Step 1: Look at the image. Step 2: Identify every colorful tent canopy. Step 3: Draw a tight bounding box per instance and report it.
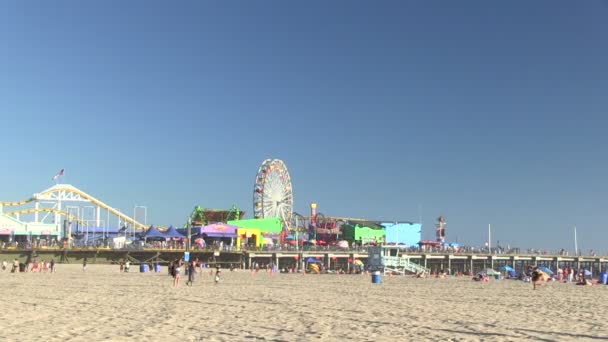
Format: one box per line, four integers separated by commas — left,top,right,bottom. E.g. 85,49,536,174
164,226,185,238
144,225,166,239
200,224,238,238
305,257,322,263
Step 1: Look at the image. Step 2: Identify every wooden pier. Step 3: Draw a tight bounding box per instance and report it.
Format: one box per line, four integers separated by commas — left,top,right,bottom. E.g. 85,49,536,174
1,248,607,275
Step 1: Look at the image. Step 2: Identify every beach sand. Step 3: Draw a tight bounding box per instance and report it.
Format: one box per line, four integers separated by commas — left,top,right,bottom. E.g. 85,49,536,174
1,264,607,341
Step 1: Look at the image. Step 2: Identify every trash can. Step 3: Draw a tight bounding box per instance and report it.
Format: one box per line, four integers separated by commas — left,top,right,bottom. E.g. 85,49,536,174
154,263,161,273
600,272,608,285
19,263,26,272
140,263,149,273
371,271,381,284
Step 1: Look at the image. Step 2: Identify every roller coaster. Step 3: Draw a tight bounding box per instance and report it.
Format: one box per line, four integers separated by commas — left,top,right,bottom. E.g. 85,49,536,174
3,208,85,225
0,184,146,229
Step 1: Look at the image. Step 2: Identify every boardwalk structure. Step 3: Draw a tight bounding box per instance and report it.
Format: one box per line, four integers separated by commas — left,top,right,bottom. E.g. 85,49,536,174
2,247,607,277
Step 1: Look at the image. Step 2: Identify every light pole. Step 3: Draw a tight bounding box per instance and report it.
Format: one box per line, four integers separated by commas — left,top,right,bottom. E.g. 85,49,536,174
117,209,122,235
488,224,491,254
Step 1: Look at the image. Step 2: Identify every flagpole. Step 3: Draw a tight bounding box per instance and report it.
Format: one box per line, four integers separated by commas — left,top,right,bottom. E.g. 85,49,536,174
574,225,578,256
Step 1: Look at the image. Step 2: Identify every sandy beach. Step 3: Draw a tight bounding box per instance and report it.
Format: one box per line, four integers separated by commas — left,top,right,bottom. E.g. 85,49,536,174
1,264,607,341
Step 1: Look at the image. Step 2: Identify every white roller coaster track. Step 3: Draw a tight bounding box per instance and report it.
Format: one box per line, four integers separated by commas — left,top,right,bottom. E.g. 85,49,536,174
0,184,146,229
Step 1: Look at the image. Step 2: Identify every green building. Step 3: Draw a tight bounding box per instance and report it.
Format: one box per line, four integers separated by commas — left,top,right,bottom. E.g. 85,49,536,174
342,222,385,244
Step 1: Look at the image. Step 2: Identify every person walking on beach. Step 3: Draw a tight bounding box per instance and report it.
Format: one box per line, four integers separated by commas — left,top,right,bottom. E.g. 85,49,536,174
50,259,55,273
82,258,87,272
169,261,175,277
186,260,196,286
214,266,221,284
173,259,183,287
531,267,547,290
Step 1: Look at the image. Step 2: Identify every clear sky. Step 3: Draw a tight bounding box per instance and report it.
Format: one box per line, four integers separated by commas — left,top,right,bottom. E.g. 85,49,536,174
1,1,607,252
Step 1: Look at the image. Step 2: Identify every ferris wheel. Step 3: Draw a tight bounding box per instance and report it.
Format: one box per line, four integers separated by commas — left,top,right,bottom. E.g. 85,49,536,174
253,159,293,221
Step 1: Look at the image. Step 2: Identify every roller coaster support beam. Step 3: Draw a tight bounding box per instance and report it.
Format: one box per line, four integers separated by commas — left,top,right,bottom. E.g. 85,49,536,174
96,206,101,227
55,199,62,225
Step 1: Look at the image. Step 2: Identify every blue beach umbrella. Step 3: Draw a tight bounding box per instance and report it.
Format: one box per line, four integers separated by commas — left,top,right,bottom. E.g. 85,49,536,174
500,265,515,272
538,266,554,275
305,257,322,264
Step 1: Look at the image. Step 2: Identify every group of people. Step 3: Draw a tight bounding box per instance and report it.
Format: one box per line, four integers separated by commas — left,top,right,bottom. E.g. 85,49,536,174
168,258,222,287
528,266,595,289
1,258,55,273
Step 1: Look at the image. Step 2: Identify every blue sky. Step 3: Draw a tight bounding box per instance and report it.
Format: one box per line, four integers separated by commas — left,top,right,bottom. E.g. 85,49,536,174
1,1,607,252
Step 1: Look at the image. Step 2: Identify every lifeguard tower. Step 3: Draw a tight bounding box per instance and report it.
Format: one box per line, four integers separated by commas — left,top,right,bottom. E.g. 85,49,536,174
368,246,430,275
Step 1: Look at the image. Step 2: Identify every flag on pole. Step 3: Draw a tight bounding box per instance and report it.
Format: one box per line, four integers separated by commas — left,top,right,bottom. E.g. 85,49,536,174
52,169,65,181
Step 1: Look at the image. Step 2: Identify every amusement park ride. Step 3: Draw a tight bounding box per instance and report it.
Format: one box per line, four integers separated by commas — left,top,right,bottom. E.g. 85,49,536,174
0,184,146,237
251,159,391,244
187,204,244,227
0,159,423,248
253,159,294,222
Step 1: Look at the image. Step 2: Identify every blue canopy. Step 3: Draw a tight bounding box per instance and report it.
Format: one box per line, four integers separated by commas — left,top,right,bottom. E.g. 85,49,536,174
538,266,554,275
177,228,195,236
305,257,323,263
144,225,166,239
500,265,515,272
164,225,185,238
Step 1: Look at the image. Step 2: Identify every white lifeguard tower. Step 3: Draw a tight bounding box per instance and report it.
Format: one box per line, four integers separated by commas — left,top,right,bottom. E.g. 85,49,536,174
368,246,430,275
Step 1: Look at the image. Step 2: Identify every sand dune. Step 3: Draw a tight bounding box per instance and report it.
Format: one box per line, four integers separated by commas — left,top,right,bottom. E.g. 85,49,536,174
0,264,606,341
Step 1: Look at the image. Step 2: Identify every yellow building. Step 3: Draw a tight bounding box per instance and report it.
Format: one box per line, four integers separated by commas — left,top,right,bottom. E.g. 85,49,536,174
236,228,261,250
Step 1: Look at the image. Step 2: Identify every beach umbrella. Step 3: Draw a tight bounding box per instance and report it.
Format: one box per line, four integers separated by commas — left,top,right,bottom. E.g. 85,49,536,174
337,240,349,249
305,257,322,263
353,259,364,266
194,238,205,246
538,266,554,275
584,269,591,277
478,268,500,276
500,265,515,272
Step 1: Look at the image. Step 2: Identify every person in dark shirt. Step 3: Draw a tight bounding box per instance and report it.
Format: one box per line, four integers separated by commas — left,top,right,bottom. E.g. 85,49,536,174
215,266,221,284
186,260,196,286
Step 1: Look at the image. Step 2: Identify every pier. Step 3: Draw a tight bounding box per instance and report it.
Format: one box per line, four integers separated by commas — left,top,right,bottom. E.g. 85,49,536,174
1,247,607,276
